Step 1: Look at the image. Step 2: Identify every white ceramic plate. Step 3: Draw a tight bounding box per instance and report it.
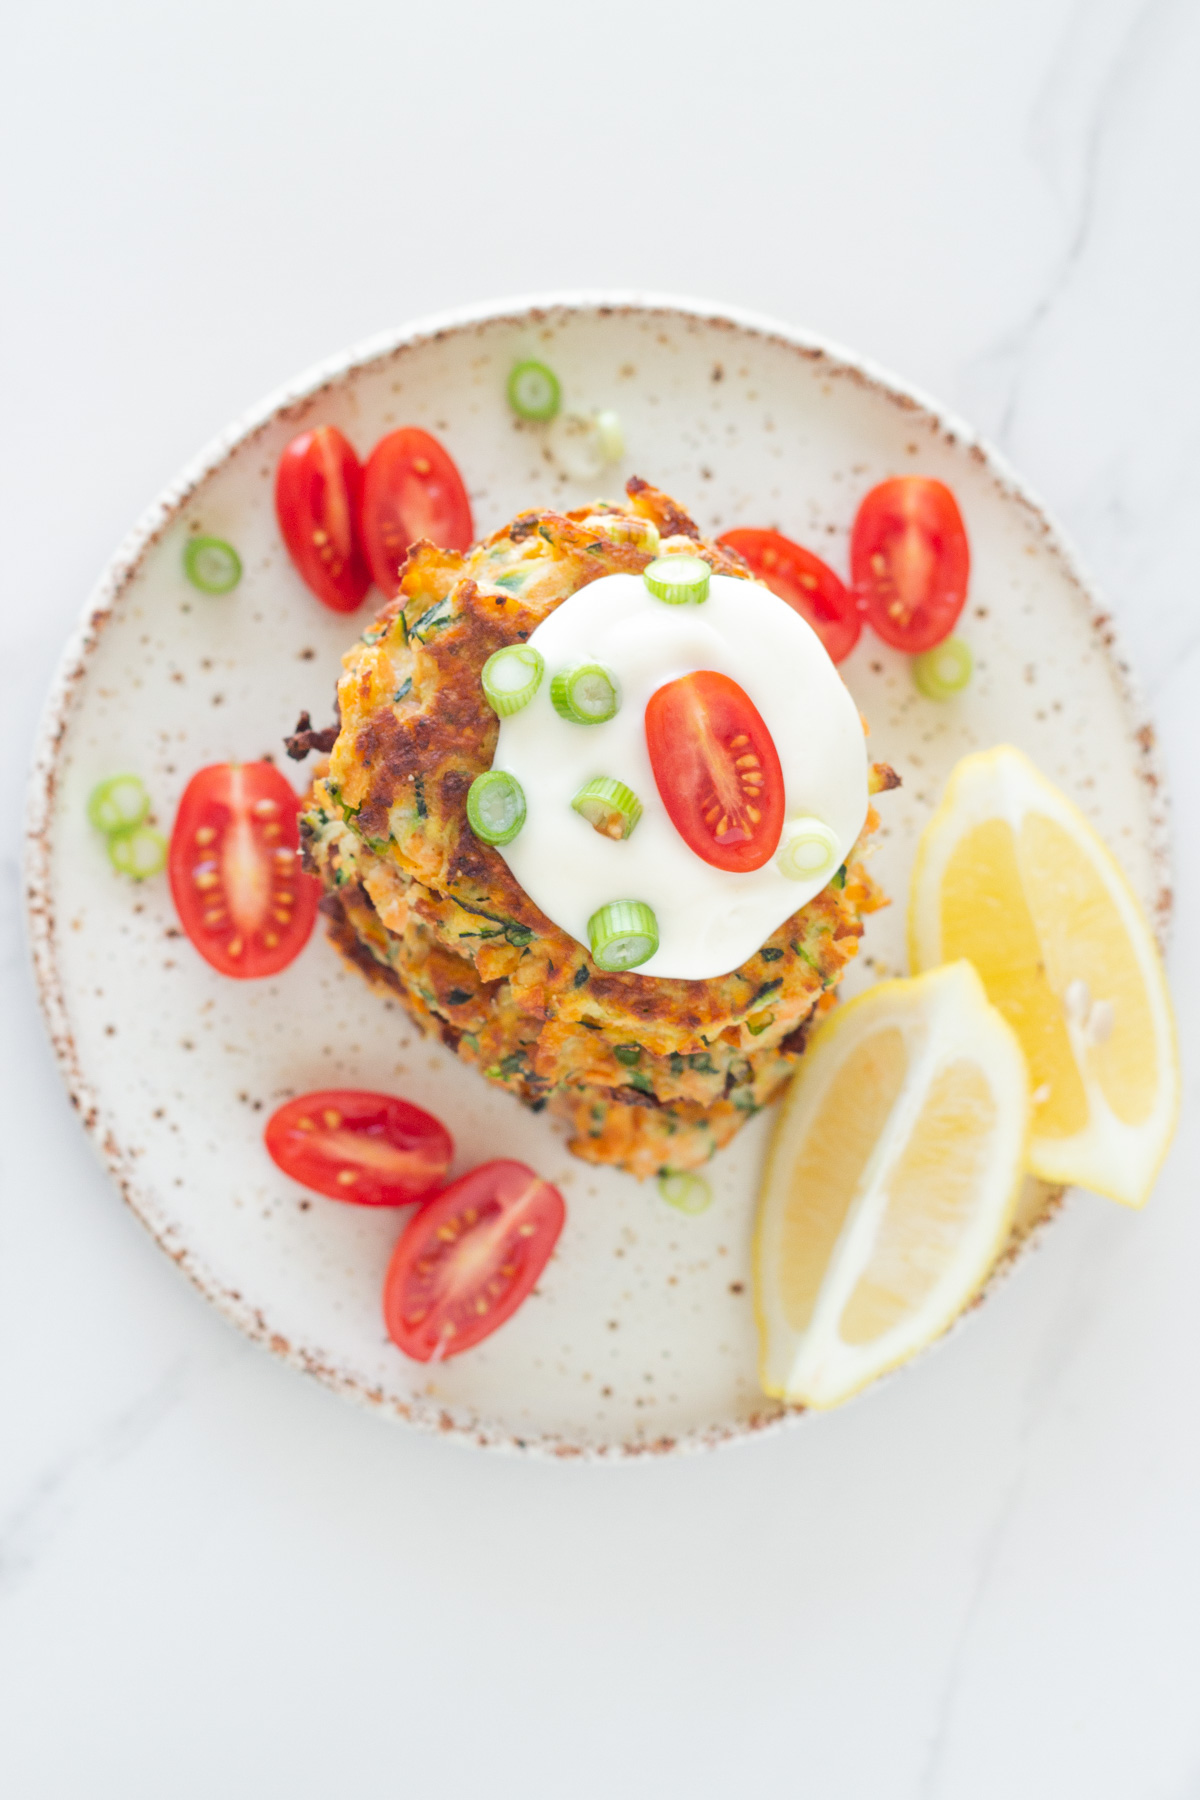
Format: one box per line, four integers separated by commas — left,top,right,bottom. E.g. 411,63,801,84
25,295,1170,1457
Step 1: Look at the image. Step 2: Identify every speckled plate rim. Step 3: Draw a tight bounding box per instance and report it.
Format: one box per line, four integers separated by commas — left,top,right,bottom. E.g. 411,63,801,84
23,291,1174,1459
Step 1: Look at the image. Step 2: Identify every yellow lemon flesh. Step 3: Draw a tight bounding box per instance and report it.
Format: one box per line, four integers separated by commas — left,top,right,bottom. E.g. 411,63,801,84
754,962,1029,1409
909,746,1177,1208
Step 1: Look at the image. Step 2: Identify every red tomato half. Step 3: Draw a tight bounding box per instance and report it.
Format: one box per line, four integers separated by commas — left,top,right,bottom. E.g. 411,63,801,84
168,762,319,979
850,477,969,652
361,428,474,597
717,528,861,663
275,426,372,612
264,1090,452,1206
644,670,785,873
383,1160,564,1362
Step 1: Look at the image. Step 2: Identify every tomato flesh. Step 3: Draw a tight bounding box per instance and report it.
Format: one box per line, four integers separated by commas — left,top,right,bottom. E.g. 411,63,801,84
644,670,785,873
717,528,861,663
361,427,474,597
383,1160,564,1361
850,477,969,652
168,762,319,979
264,1090,452,1206
275,426,372,612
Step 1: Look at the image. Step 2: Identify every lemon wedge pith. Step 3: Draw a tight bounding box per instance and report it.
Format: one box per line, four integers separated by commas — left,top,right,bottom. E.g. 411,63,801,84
754,962,1029,1410
909,746,1177,1208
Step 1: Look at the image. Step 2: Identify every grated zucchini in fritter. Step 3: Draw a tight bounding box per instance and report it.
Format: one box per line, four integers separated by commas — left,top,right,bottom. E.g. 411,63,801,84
300,478,896,1179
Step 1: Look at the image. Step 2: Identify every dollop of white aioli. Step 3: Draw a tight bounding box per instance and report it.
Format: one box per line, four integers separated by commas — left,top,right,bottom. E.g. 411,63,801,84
492,572,868,979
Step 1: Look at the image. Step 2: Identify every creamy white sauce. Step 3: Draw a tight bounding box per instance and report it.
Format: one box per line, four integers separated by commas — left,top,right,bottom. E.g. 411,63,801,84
492,572,868,979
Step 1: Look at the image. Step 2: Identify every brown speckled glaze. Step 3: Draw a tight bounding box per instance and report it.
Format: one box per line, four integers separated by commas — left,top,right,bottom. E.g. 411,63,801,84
24,295,1171,1458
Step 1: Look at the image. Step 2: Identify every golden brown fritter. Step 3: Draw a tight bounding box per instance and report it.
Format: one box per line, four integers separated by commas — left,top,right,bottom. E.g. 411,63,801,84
301,478,894,1179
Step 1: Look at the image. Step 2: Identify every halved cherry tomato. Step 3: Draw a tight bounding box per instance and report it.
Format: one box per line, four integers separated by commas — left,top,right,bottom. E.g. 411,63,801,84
383,1159,564,1362
717,527,861,663
264,1090,452,1206
168,762,319,979
644,670,785,874
850,477,969,652
361,428,474,597
275,426,372,612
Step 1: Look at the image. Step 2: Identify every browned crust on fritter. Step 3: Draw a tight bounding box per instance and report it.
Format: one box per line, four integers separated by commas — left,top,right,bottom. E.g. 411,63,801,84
285,708,339,761
625,475,702,541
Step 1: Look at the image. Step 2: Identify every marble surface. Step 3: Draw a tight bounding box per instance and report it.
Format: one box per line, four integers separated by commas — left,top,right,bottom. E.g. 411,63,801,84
3,0,1199,1792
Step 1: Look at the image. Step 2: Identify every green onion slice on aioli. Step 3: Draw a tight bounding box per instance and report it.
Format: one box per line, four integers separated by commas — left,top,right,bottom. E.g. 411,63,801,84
107,826,168,880
184,535,242,594
572,777,642,840
87,774,151,836
507,361,561,422
588,899,658,971
912,636,973,700
550,662,619,724
643,553,711,606
466,770,527,846
481,644,545,716
657,1171,713,1215
777,818,841,883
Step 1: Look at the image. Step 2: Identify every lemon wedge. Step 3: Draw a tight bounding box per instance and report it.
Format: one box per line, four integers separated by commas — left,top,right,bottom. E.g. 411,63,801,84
909,746,1178,1208
754,962,1029,1409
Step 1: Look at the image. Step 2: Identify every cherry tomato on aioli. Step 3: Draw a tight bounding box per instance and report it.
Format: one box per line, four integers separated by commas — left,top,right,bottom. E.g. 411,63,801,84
644,670,785,874
168,762,318,979
383,1160,565,1362
360,428,474,598
264,1090,452,1206
850,477,969,652
717,528,861,664
275,426,372,613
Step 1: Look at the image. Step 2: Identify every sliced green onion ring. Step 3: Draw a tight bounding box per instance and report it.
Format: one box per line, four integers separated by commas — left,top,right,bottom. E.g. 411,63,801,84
548,413,605,481
643,553,711,605
588,900,658,971
572,777,643,840
107,825,167,880
777,818,841,883
466,770,527,846
593,409,624,464
579,512,661,555
912,636,973,700
184,535,242,594
658,1171,713,1215
481,644,544,716
87,774,150,836
550,661,619,724
507,360,561,422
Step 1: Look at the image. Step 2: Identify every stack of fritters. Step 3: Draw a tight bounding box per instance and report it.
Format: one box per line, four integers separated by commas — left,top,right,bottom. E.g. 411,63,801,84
301,478,895,1179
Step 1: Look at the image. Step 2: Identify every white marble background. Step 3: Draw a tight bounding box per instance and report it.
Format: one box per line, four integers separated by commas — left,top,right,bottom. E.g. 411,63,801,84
3,0,1199,1793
